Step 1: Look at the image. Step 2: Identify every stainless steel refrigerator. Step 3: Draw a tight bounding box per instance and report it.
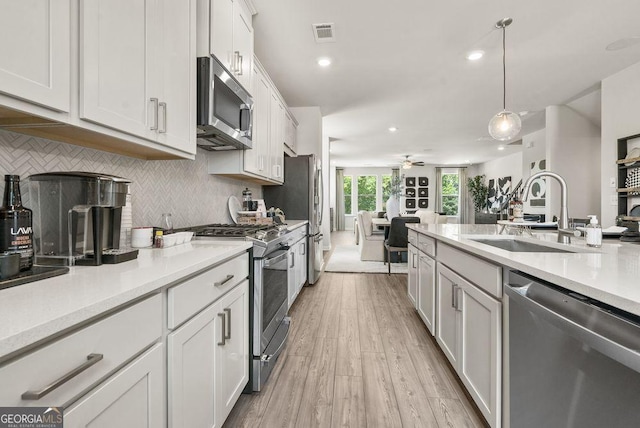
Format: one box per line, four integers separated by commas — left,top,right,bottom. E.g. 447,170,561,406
263,154,323,284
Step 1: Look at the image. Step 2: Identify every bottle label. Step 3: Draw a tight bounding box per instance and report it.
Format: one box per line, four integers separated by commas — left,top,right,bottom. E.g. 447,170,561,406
0,217,34,270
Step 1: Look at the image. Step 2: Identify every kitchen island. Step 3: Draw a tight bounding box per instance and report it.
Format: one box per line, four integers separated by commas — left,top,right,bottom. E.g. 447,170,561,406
407,223,640,428
408,223,640,316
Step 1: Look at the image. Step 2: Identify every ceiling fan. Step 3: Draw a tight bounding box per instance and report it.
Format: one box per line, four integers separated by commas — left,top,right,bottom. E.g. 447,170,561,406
401,155,425,169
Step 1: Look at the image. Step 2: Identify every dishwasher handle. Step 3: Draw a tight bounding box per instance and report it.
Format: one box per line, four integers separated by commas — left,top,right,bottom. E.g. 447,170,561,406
505,280,640,374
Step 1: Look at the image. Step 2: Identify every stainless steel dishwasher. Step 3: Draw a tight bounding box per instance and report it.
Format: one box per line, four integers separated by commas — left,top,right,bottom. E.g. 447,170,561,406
504,270,640,428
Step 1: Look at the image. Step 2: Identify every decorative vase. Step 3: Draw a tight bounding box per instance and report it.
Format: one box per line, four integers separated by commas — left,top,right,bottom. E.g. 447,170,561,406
386,196,400,220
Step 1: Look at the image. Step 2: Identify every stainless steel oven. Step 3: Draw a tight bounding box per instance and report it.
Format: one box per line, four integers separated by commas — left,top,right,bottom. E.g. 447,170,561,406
187,223,292,392
252,248,290,391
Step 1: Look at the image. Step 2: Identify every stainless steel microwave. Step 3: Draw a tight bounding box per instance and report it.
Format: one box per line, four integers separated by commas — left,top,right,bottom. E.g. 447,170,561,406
196,55,253,150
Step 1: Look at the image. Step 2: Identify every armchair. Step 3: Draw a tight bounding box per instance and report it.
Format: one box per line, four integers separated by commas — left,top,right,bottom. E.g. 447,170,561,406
356,211,385,261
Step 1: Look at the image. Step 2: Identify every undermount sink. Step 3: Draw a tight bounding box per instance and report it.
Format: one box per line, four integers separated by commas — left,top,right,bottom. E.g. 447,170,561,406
469,238,576,253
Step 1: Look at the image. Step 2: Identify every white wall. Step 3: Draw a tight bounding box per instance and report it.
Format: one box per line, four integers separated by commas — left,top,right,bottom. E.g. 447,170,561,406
601,60,640,225
473,152,523,187
546,105,601,222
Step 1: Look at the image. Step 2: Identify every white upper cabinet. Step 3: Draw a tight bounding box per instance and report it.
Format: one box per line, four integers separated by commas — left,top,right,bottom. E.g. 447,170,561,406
0,0,70,112
246,61,270,177
210,0,254,91
81,0,196,154
269,91,284,183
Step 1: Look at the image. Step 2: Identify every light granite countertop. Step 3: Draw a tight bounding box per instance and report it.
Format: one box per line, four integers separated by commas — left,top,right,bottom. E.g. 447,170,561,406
285,219,309,230
0,240,251,361
408,223,640,316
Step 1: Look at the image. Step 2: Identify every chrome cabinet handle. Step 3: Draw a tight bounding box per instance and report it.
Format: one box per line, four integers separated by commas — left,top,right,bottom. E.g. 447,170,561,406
456,287,463,312
214,274,234,287
158,102,167,133
451,283,457,308
233,51,241,73
237,54,243,75
290,252,295,268
22,353,104,400
218,313,226,346
224,308,231,339
149,98,159,130
301,243,306,255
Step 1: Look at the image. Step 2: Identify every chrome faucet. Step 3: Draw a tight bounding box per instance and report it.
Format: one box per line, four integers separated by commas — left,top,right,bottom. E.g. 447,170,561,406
522,171,575,244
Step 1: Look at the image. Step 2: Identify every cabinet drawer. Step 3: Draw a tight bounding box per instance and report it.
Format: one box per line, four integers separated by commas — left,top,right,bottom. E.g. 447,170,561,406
0,294,162,407
168,252,249,329
408,230,418,247
417,234,436,257
288,225,307,242
438,243,501,298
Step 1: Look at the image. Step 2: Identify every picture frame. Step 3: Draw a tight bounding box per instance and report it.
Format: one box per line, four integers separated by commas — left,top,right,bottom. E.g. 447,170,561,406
418,177,428,186
405,198,416,209
405,177,416,187
418,187,428,197
418,198,429,208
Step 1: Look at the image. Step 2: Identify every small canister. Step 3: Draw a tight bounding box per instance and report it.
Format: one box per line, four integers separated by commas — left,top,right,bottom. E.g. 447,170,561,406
242,188,252,211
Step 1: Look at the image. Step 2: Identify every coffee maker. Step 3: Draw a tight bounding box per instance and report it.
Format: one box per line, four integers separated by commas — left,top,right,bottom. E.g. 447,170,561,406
28,172,136,266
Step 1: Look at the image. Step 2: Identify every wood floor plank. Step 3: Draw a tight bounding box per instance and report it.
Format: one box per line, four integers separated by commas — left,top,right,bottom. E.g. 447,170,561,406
316,274,343,339
260,355,309,428
341,274,358,310
288,287,327,357
407,343,460,399
361,352,403,428
335,308,362,376
385,347,440,427
331,376,366,428
356,294,384,353
296,338,338,428
429,397,482,428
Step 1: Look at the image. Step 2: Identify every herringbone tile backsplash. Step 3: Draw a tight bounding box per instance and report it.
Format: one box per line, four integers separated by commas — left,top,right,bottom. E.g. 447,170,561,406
0,130,262,228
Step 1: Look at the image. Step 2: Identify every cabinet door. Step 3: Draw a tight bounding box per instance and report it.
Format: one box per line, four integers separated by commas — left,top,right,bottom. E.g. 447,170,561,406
0,0,70,112
247,62,269,177
417,254,436,335
157,0,196,154
215,280,249,427
232,0,253,91
287,248,297,308
459,279,501,428
65,344,164,428
297,239,308,291
80,0,156,140
436,264,460,368
210,0,233,71
168,302,217,428
407,245,418,306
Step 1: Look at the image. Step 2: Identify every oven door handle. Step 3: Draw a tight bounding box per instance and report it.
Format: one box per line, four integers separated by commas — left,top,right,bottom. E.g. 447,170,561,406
263,250,288,267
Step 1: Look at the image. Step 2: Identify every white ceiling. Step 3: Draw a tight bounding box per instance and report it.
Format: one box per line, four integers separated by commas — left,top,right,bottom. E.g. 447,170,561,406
251,0,640,168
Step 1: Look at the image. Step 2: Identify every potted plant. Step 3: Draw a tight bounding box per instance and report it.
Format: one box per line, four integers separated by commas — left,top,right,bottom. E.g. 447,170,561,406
385,174,403,219
467,175,489,212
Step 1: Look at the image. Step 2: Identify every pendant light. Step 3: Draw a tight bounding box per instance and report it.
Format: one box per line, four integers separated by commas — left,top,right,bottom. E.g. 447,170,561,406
488,18,521,141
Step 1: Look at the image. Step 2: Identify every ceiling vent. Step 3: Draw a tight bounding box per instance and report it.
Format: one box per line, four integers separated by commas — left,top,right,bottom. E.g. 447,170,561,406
312,23,336,43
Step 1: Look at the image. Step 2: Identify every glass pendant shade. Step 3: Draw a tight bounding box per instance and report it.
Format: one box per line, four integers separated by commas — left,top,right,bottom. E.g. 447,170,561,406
488,110,521,141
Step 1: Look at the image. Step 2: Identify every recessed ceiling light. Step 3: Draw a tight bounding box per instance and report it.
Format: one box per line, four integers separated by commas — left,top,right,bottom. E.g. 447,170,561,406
317,57,332,67
498,145,505,151
466,50,485,61
606,36,640,51
388,127,398,132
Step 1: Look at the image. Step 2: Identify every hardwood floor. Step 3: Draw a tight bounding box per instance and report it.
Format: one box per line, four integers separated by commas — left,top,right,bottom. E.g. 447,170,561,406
223,231,487,428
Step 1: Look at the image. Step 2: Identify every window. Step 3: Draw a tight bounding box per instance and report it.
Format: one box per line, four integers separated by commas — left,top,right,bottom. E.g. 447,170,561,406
381,174,392,203
357,175,377,211
343,175,353,215
441,172,460,215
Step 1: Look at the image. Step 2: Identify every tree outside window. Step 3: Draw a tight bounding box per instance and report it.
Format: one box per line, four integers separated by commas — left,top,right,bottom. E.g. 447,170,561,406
381,174,392,203
343,175,353,215
441,173,460,215
357,175,377,211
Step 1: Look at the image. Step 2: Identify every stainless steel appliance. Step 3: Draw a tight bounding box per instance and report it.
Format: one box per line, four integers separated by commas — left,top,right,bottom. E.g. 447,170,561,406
196,55,253,151
28,172,136,266
188,223,292,391
263,154,324,284
504,271,640,428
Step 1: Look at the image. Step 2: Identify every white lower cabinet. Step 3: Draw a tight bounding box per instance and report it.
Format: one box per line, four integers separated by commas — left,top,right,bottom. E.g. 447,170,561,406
436,262,501,428
168,279,249,428
407,244,418,307
287,227,308,308
64,343,165,428
417,253,436,335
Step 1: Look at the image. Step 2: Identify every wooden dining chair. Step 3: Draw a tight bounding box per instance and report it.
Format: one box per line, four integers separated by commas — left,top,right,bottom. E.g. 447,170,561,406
384,217,420,274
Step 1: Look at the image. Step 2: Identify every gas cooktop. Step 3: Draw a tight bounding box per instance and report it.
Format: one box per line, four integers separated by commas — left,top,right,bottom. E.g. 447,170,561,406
191,223,274,238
